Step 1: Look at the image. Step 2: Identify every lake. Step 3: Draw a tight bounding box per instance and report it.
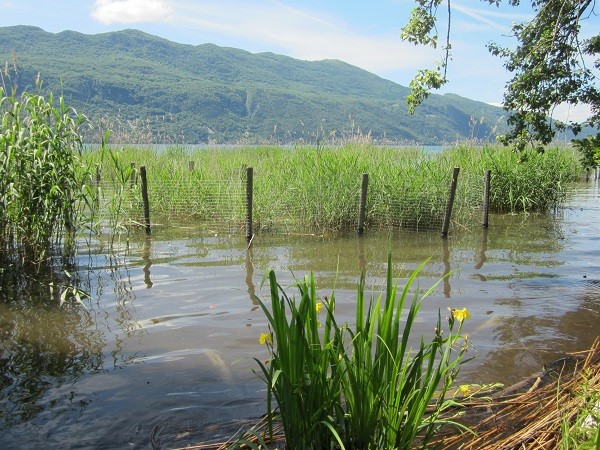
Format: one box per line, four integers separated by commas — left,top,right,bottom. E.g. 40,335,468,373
0,180,598,449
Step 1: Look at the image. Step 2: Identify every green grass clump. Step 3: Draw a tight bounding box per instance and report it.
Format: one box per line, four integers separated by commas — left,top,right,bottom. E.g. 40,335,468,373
253,256,471,449
559,369,600,450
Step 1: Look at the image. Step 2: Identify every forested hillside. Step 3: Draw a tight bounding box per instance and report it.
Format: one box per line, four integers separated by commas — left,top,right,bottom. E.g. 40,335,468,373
0,25,508,144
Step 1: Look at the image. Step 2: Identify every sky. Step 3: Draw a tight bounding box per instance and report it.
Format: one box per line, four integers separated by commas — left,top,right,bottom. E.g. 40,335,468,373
1,0,597,122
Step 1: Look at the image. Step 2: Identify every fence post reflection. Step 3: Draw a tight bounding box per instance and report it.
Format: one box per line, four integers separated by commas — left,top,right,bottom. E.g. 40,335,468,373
142,236,153,289
245,247,259,306
442,238,451,298
358,234,366,275
475,229,489,271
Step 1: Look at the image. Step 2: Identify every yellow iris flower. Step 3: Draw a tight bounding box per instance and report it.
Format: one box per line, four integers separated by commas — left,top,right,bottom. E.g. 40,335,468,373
316,302,324,314
451,307,471,323
259,332,272,345
457,384,471,396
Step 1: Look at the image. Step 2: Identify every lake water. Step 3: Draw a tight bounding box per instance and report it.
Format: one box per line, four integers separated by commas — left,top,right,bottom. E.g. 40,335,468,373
1,180,598,449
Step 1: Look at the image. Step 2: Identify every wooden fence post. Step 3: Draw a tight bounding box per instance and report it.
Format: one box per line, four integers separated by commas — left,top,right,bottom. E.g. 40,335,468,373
95,164,101,187
357,173,369,235
94,164,102,208
245,167,253,242
140,165,151,235
441,167,460,238
130,162,136,187
482,169,491,228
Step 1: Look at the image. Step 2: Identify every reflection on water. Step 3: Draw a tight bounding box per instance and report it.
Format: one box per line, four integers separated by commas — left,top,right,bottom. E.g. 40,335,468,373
442,237,451,298
142,237,153,289
245,248,260,306
474,229,488,271
0,182,598,448
0,261,105,428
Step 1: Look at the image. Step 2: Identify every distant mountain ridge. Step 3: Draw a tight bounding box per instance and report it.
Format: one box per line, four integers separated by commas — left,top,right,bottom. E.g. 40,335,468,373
0,25,508,144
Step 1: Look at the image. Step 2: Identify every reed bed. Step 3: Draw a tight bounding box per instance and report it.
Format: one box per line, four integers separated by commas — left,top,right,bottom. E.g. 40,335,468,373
81,143,583,235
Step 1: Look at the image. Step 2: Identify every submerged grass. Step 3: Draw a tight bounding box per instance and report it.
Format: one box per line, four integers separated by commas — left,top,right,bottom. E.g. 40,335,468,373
81,143,583,234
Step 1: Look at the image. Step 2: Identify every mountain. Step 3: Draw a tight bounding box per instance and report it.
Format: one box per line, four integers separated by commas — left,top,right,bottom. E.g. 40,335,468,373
0,25,509,144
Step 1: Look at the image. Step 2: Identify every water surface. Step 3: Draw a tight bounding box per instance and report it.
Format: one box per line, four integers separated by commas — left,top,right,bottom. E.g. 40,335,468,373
1,181,598,449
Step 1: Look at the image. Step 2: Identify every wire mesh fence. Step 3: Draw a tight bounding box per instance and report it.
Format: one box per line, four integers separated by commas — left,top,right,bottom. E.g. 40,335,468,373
90,163,488,237
369,168,485,232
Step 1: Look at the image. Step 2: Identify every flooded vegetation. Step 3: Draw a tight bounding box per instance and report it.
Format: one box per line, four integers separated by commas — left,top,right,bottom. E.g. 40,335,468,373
83,143,583,237
0,179,598,448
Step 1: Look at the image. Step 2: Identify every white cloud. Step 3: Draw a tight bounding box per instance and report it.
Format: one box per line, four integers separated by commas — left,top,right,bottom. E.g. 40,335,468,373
175,0,437,76
487,102,592,124
91,0,174,25
85,0,517,99
453,1,533,28
452,3,507,32
552,103,592,123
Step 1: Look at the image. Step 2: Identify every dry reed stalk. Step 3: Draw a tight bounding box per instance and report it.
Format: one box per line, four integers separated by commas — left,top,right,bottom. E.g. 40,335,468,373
434,337,600,449
173,415,284,450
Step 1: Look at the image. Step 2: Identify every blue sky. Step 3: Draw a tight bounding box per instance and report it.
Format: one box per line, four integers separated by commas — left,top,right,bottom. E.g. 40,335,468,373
1,0,597,121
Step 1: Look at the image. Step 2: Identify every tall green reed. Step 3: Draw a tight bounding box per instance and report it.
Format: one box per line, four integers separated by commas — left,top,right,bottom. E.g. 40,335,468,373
254,255,472,449
84,133,140,247
0,88,92,263
474,146,582,212
558,368,600,450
